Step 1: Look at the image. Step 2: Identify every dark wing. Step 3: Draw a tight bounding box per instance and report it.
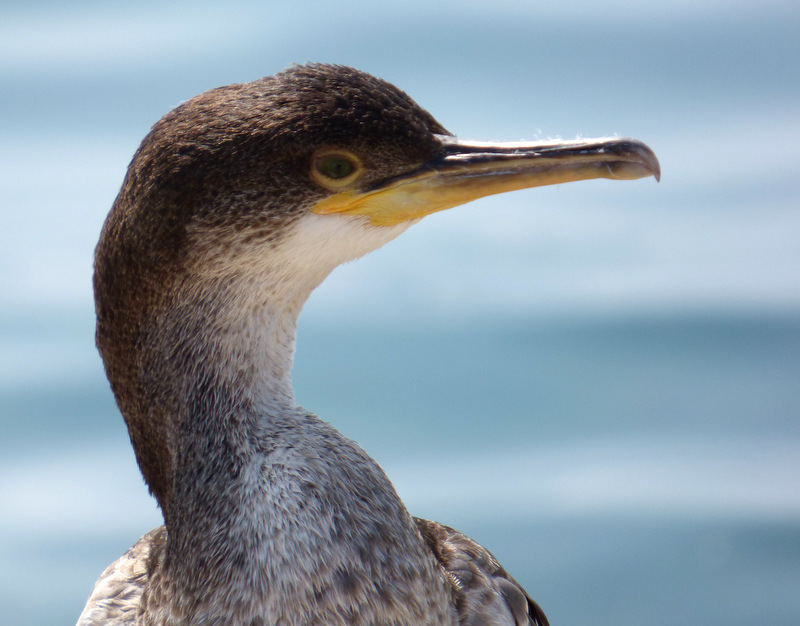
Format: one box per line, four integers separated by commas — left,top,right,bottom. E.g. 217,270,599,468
415,518,549,626
76,526,166,625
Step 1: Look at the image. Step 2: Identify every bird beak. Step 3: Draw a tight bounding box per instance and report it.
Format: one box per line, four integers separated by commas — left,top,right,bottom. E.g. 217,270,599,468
312,135,660,227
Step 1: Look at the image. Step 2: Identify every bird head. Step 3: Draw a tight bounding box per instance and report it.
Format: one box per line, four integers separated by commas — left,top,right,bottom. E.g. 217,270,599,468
93,63,659,510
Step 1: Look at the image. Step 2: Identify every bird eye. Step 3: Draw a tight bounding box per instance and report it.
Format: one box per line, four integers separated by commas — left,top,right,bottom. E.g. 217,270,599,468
311,149,362,188
318,155,354,179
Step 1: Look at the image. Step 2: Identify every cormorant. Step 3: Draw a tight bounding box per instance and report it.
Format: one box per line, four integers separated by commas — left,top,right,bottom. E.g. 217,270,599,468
77,63,659,625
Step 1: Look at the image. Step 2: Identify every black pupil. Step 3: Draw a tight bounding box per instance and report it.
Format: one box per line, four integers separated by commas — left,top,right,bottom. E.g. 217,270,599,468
319,155,354,179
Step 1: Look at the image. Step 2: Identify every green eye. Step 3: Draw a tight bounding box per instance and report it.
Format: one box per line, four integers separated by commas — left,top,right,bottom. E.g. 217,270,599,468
311,149,362,188
317,155,355,180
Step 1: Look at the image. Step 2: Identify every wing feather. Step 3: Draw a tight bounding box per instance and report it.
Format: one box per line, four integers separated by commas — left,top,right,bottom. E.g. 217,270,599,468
76,527,165,625
415,518,549,626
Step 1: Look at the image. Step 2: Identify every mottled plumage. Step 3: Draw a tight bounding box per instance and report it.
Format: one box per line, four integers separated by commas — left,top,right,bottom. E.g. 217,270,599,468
416,519,549,626
79,62,658,625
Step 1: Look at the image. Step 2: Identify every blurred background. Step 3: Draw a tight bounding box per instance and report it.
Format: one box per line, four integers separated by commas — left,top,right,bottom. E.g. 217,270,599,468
2,1,799,623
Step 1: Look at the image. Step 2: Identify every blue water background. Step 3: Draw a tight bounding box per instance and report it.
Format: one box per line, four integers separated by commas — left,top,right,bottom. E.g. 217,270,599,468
1,1,799,624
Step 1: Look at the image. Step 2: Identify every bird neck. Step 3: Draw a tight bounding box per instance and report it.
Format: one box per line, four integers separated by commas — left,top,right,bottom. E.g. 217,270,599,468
139,272,447,622
97,214,437,619
95,212,445,618
144,279,318,615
